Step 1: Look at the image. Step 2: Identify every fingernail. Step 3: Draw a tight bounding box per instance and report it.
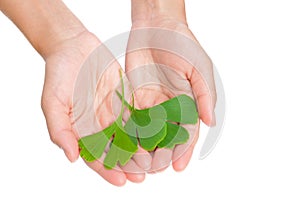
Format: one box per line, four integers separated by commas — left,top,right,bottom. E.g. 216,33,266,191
64,149,77,163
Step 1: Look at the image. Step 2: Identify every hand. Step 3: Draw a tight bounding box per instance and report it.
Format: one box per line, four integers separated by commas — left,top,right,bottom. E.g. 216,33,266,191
41,31,151,186
1,0,151,186
126,0,217,172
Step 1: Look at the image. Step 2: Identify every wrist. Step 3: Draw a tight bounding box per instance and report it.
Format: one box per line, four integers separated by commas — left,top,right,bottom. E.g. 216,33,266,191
44,30,101,64
39,26,88,60
131,0,187,26
26,0,87,59
0,0,87,59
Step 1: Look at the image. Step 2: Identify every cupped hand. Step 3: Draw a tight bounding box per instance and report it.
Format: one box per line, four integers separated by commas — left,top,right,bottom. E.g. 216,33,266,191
125,18,217,172
41,31,150,186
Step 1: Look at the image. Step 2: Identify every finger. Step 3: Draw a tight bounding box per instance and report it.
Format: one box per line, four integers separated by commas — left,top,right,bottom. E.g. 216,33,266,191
149,148,173,173
42,99,79,162
132,146,152,171
121,159,146,183
173,147,193,172
85,158,127,187
190,67,217,126
172,123,200,171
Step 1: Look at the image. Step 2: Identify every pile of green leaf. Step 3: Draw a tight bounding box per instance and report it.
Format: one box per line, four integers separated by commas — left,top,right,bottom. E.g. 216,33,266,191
78,76,198,169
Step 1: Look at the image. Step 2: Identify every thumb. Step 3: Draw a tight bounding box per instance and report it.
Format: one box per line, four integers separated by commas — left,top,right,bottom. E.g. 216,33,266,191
42,98,79,162
190,67,217,126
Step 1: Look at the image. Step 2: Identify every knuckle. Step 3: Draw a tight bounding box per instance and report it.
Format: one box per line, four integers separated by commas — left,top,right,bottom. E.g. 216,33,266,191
41,96,47,112
49,133,60,147
49,134,57,144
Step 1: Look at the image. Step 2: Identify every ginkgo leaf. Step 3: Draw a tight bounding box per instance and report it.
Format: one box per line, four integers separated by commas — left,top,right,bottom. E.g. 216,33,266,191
103,126,138,169
159,94,198,124
124,105,167,151
124,94,198,151
79,73,199,169
78,123,116,162
138,124,167,150
158,122,189,149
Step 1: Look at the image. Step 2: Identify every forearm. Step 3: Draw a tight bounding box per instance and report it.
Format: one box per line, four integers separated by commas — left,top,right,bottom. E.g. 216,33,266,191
0,0,86,59
131,0,187,24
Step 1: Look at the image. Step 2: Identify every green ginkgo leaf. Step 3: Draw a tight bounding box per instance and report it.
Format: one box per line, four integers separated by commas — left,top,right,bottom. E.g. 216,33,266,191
78,122,116,162
79,73,199,169
159,94,198,124
124,105,168,151
104,126,138,169
123,94,198,151
158,122,189,149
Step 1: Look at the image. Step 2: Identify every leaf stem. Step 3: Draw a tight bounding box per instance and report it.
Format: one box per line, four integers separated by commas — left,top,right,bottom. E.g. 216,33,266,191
115,70,126,125
116,90,133,111
132,93,135,110
119,70,125,115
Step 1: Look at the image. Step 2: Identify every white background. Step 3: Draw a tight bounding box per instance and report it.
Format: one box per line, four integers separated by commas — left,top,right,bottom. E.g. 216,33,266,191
1,0,300,199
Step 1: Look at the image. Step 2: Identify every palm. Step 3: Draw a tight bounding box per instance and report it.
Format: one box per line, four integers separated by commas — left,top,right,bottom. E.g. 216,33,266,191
125,19,216,172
